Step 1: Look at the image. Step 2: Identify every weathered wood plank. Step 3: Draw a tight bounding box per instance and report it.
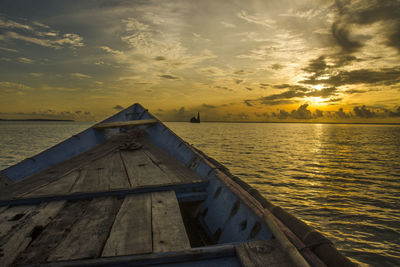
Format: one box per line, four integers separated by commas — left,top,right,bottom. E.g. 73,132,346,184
0,205,36,242
48,197,122,261
121,149,172,187
102,194,152,257
236,240,294,267
0,201,65,267
93,119,158,129
25,171,80,197
140,138,202,184
152,190,190,253
12,200,90,266
0,172,12,189
107,151,131,190
72,152,130,193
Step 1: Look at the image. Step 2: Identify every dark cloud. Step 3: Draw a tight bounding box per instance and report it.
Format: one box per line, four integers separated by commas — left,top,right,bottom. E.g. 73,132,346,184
244,100,253,107
154,56,166,61
315,109,323,118
290,104,312,119
202,104,216,109
178,107,185,116
302,67,400,87
84,111,91,115
246,87,253,91
335,108,350,119
331,21,363,53
389,107,400,117
235,79,243,84
215,85,233,91
270,63,284,70
277,110,289,119
234,69,246,75
160,74,180,80
353,105,377,118
113,105,123,110
302,56,327,76
75,110,82,114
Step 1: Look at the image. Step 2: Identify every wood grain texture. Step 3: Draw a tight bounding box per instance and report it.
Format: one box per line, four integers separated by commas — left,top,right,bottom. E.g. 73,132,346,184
140,138,203,184
0,172,12,189
121,149,172,187
47,197,122,262
0,201,65,267
12,200,90,266
102,193,152,257
236,240,294,267
151,190,190,253
25,171,80,197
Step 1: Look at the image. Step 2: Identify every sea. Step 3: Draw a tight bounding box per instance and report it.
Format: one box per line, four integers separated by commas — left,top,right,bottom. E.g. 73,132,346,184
0,121,399,266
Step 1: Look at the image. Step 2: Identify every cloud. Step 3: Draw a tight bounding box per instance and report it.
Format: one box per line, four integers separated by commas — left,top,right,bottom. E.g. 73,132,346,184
290,104,312,119
0,46,17,53
237,10,274,28
221,21,236,28
113,105,124,110
71,73,92,79
17,57,34,64
30,73,43,77
0,16,84,49
302,67,400,87
353,105,377,118
159,74,180,80
335,108,350,119
0,81,32,94
154,56,166,61
202,104,216,109
270,63,284,70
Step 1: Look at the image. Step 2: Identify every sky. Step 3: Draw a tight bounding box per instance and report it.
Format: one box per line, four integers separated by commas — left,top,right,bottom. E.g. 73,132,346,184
0,0,399,122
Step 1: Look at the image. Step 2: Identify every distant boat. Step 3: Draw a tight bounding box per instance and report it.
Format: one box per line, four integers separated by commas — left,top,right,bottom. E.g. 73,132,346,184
190,112,200,123
0,103,355,267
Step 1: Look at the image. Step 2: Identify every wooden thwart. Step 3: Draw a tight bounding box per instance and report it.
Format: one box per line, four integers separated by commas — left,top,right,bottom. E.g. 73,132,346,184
93,119,158,129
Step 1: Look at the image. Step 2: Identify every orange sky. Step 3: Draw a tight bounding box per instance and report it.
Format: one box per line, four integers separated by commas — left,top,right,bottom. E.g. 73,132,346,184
0,0,399,122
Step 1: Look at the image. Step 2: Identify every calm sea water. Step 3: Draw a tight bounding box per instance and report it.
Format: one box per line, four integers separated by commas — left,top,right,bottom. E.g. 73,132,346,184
1,121,399,266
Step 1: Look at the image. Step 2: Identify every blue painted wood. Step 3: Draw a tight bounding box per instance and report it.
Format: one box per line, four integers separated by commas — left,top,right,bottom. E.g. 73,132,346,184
35,244,236,267
0,181,209,207
198,178,273,244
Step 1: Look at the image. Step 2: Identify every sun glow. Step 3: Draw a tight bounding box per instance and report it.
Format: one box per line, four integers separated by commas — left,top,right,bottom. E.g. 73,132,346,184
307,96,327,106
312,84,324,90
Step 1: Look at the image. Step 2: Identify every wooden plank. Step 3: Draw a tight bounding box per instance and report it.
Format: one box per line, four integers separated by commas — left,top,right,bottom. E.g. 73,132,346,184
36,244,236,267
0,205,36,242
12,200,90,266
236,240,294,267
93,119,158,129
0,201,65,267
152,190,190,253
48,197,122,261
0,180,209,207
121,149,173,187
140,138,203,184
72,152,130,193
102,194,152,257
0,172,12,189
107,151,131,190
25,171,80,197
